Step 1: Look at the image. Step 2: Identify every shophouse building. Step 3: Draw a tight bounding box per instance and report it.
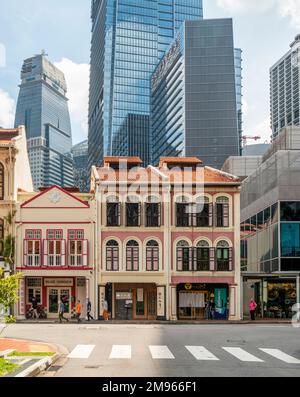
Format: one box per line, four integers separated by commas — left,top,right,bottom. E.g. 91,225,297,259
15,186,95,320
91,156,241,321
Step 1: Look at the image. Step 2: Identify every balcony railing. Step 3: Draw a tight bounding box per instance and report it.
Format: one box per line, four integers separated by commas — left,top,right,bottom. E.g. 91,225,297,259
216,260,230,271
24,255,87,268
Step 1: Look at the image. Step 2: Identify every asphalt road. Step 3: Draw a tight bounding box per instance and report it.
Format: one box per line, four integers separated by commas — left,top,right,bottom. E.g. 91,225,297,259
1,323,300,377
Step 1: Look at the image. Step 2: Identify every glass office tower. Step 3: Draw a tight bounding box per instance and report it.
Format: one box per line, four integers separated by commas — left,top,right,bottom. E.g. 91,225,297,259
151,19,240,169
15,53,74,189
235,48,243,155
88,0,203,168
72,140,89,193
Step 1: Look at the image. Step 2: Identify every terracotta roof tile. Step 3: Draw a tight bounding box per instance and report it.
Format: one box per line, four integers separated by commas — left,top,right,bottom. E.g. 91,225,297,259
159,157,203,165
103,156,143,164
0,128,19,141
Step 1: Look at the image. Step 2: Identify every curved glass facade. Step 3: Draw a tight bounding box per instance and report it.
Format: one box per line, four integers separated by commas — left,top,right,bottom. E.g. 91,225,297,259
88,0,203,168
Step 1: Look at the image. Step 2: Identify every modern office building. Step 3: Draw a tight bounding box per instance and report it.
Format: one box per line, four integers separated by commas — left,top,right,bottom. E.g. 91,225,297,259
235,48,243,154
15,53,74,190
88,0,203,169
72,140,89,193
241,126,300,318
270,35,300,140
112,114,150,166
151,19,240,169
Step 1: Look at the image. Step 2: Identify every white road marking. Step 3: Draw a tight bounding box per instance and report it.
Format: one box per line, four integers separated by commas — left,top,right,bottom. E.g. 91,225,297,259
109,345,131,359
149,345,175,359
222,347,264,362
67,344,95,359
186,346,219,361
260,348,300,364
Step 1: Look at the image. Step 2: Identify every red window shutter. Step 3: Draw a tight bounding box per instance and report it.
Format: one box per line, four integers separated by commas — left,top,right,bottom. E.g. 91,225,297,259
229,247,233,271
209,203,213,227
113,247,119,271
106,248,112,271
209,248,215,271
134,247,139,271
43,240,48,267
153,247,159,271
146,248,151,271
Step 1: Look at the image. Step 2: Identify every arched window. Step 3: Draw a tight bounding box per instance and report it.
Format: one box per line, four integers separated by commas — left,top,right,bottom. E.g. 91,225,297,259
0,218,4,257
176,196,191,227
126,240,139,271
106,196,120,227
195,196,212,227
176,240,191,271
216,196,229,227
126,196,141,227
0,163,4,200
145,196,161,227
106,240,119,271
146,240,159,271
195,240,210,271
216,240,232,271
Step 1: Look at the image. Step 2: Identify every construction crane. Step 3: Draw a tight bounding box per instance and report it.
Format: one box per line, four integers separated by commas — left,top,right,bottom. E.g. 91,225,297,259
242,135,261,146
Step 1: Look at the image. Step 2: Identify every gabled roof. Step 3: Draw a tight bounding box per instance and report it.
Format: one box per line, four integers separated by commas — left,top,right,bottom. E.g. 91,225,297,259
21,185,90,208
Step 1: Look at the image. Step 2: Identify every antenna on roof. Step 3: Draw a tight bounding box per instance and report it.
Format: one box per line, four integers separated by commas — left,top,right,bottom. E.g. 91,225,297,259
41,49,48,57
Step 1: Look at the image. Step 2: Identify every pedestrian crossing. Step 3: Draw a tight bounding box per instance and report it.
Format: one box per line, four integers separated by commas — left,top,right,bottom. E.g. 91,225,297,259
66,344,300,365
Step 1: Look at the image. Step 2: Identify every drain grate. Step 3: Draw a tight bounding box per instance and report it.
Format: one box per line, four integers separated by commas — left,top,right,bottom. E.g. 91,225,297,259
47,366,63,372
84,365,100,369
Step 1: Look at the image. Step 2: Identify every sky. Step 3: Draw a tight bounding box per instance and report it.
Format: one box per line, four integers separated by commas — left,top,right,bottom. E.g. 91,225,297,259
0,0,299,145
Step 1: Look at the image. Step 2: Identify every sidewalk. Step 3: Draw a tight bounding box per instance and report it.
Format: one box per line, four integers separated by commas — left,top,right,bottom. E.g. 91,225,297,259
16,318,292,325
0,338,57,353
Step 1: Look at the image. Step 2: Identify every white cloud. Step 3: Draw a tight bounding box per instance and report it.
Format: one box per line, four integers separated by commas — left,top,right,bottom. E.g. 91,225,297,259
277,0,300,29
248,117,272,144
216,0,276,14
54,58,90,143
0,89,15,128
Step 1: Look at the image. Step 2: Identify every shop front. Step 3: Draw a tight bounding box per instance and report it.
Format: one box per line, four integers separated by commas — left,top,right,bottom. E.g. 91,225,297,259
177,283,229,320
24,276,90,319
110,283,157,320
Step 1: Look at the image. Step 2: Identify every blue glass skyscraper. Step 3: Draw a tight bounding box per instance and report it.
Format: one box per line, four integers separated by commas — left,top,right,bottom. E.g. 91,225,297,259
15,53,74,189
88,0,203,167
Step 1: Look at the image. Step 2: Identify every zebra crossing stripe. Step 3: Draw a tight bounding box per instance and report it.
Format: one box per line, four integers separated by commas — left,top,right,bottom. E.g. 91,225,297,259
149,345,175,359
67,345,95,359
109,345,132,359
259,348,300,364
186,346,219,361
222,347,264,362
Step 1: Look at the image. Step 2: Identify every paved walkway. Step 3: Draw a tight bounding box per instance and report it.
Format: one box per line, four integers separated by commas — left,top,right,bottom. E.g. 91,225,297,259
0,338,57,353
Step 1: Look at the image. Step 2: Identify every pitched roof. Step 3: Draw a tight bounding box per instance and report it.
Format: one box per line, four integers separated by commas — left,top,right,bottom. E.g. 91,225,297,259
103,156,143,165
159,157,203,165
0,128,19,142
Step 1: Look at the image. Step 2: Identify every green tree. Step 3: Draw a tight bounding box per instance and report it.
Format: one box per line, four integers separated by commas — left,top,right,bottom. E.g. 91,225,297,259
0,269,22,311
1,210,16,272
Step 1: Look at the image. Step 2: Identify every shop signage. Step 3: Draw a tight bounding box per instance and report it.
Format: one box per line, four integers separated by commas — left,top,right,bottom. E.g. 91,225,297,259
184,284,207,291
44,278,73,287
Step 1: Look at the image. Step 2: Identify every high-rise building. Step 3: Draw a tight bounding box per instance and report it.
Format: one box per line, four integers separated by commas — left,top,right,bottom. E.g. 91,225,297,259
88,0,203,168
15,53,74,189
72,140,89,193
151,19,240,169
270,35,300,140
235,48,243,154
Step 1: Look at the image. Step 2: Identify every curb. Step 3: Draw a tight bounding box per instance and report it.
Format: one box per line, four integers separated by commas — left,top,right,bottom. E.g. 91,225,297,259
14,352,61,378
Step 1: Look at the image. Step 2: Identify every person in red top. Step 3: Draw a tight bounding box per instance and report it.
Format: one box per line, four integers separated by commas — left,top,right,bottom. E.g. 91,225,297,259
75,300,82,323
249,299,257,321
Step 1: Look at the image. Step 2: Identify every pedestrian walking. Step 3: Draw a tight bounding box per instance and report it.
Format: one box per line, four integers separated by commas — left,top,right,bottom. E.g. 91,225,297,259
31,296,38,319
59,300,69,323
103,299,109,321
249,299,257,321
210,300,216,320
87,299,94,321
204,299,211,320
75,300,82,323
